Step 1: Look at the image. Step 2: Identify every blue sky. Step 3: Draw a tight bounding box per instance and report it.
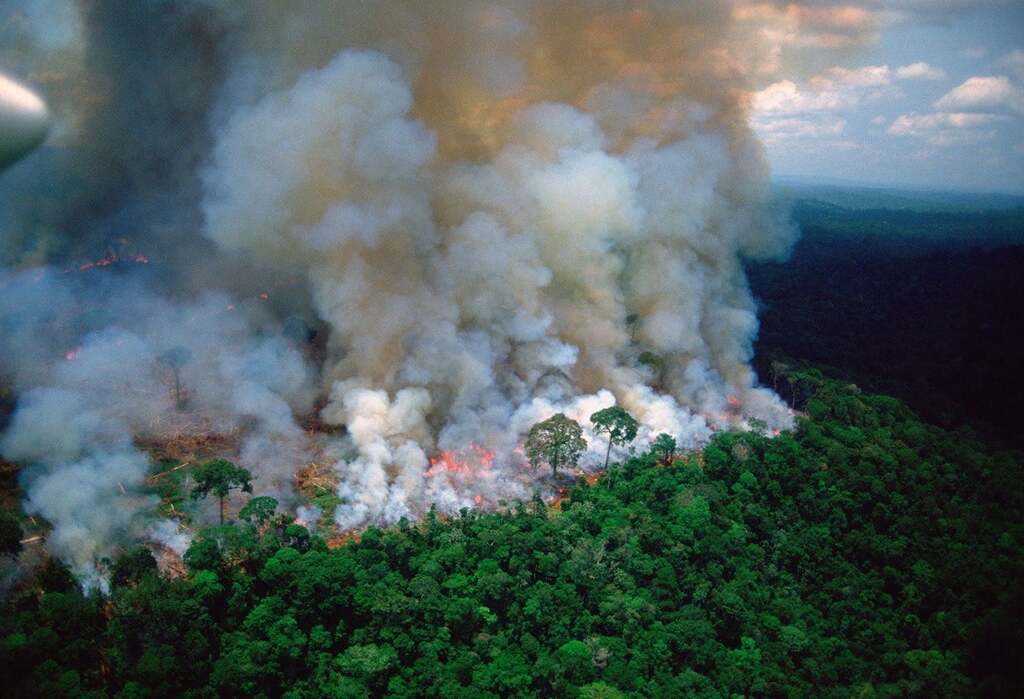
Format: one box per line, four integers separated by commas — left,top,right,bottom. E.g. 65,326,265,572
747,2,1024,193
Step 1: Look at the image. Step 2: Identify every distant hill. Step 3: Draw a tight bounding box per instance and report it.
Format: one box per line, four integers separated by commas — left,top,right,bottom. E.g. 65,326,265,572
749,196,1024,448
774,197,1024,254
773,179,1024,213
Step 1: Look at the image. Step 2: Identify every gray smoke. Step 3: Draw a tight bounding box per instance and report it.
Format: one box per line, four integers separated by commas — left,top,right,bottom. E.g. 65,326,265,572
1,1,803,581
0,268,316,586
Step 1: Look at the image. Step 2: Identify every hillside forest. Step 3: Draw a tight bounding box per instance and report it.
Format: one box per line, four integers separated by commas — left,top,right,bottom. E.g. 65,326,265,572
1,193,1022,697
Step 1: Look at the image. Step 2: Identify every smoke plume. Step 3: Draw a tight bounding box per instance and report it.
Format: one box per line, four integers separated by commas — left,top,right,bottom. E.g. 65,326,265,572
1,1,803,580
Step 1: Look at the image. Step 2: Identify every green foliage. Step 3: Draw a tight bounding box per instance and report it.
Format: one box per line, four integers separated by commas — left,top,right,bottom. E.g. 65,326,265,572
189,459,254,524
579,681,626,699
0,510,23,557
190,459,253,501
589,406,639,469
526,413,586,476
110,546,158,588
650,433,676,464
145,460,190,520
239,495,279,527
336,643,397,677
750,223,1024,445
2,378,1022,697
36,557,77,593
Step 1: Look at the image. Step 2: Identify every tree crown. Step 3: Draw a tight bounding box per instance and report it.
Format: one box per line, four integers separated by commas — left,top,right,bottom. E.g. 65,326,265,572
525,413,586,473
589,406,638,446
190,459,254,501
652,433,676,457
239,496,279,526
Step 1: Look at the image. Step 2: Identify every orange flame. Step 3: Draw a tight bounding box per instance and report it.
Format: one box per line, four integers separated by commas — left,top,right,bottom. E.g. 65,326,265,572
425,443,495,478
70,252,150,273
471,443,495,467
425,451,473,477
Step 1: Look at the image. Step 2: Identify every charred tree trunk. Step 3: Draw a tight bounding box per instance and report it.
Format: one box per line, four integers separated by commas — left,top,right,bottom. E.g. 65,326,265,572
173,368,182,409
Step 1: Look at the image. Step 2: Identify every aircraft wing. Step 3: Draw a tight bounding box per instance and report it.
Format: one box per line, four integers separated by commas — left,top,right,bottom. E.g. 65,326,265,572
0,71,50,169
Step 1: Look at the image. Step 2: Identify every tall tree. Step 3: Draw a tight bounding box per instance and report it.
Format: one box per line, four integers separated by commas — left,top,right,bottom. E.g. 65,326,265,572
190,459,253,524
590,406,639,469
651,433,677,464
157,346,193,409
525,413,586,476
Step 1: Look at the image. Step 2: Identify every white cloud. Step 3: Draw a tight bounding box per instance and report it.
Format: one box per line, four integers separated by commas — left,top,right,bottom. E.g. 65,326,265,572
752,80,843,115
934,76,1024,115
896,62,946,80
819,65,892,87
962,47,988,60
888,111,1006,147
871,115,887,125
889,112,1004,134
751,64,899,151
753,115,846,144
752,64,895,117
733,3,882,50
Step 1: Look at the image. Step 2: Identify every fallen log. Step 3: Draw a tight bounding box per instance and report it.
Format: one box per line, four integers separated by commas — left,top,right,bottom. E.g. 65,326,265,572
146,461,191,483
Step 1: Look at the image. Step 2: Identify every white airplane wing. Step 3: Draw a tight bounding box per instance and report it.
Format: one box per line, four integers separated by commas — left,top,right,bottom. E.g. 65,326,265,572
0,71,50,169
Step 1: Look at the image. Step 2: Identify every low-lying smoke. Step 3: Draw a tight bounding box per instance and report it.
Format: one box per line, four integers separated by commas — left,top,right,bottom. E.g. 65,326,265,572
0,268,317,586
1,1,803,583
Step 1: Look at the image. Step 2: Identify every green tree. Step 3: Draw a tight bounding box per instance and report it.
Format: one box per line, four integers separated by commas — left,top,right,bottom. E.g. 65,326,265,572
526,413,586,476
239,496,279,528
556,639,595,684
651,433,676,464
110,546,158,588
590,406,639,469
3,375,1023,697
0,510,23,557
580,682,627,699
37,556,77,592
189,459,253,524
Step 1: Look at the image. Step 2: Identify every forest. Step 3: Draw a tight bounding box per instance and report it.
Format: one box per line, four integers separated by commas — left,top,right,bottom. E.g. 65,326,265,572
2,193,1023,697
2,371,1022,697
3,0,1024,694
749,198,1024,449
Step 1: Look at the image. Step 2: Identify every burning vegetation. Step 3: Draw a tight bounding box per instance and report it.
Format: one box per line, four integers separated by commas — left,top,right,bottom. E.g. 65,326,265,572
0,1,800,586
1,4,1021,697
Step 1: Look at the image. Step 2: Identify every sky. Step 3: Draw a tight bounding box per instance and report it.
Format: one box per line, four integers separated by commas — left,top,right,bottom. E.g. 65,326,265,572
746,1,1024,193
1,1,1023,194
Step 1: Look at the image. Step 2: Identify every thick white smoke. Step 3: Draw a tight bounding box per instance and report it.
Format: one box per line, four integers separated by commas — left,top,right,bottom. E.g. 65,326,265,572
199,4,798,530
0,270,317,581
0,1,806,579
